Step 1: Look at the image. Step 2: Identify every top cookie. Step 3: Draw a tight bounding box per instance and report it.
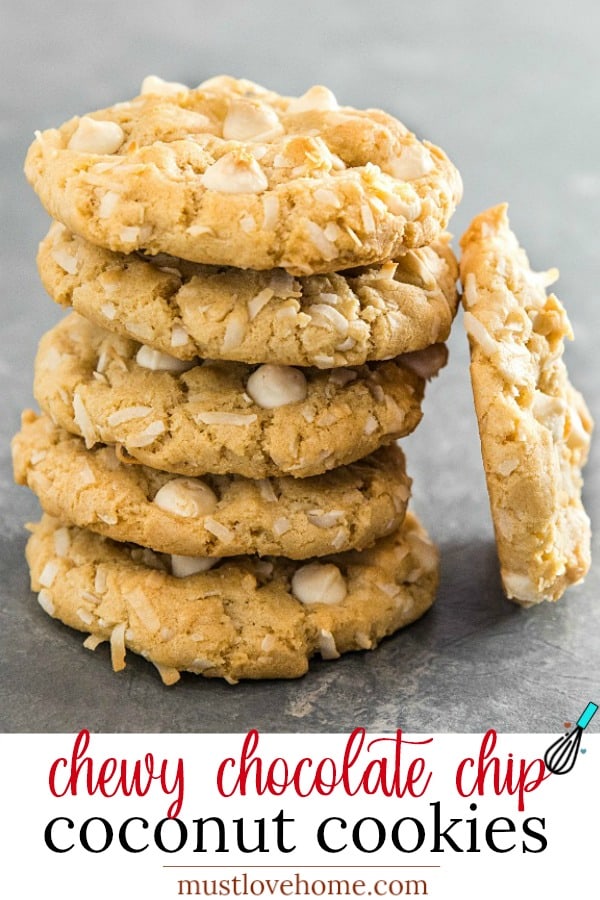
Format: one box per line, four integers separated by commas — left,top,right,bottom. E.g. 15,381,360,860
25,75,463,274
460,204,593,606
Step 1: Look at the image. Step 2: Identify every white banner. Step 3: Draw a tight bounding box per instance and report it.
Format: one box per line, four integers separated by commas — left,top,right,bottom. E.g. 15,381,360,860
1,730,597,898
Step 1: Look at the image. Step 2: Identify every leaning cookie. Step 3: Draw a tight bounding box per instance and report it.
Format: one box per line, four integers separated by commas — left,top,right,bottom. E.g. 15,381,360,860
25,75,462,274
13,411,411,559
35,313,441,479
460,204,593,606
26,511,438,683
39,222,459,368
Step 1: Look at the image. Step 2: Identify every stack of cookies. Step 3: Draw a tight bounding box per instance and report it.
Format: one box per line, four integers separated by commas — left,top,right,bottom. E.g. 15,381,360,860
14,75,463,683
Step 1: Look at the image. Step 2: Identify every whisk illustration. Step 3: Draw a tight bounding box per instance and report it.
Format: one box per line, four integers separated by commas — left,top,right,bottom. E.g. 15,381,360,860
544,701,598,775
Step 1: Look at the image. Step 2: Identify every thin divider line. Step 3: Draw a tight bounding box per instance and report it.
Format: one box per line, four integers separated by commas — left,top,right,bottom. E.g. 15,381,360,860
162,865,441,869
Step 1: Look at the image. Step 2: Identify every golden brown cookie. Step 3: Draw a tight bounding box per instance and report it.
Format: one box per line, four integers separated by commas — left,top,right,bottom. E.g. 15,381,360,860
460,204,593,605
13,411,411,559
38,222,459,367
26,510,438,683
34,313,441,479
25,75,462,274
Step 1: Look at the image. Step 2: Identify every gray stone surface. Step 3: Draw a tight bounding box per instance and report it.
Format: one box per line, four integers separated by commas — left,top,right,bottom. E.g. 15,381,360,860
1,0,598,732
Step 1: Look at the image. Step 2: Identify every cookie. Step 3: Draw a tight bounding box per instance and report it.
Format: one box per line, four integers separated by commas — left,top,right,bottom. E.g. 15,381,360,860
25,75,462,275
35,313,443,479
459,204,593,606
38,222,459,368
26,510,438,683
13,411,411,559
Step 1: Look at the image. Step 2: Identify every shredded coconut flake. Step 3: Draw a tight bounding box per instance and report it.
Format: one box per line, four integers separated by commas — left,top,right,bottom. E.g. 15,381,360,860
94,569,108,594
98,191,120,219
83,633,106,651
240,213,256,233
194,411,257,426
222,310,247,350
100,302,117,320
261,634,277,653
37,589,55,615
307,509,344,528
125,588,160,632
52,247,79,274
72,390,96,448
204,517,233,542
248,288,275,320
309,304,349,335
331,528,347,550
318,629,340,660
126,321,154,341
53,527,71,557
153,662,181,686
171,324,190,348
39,560,59,588
262,195,279,229
107,405,153,427
257,479,277,502
110,622,127,671
364,415,379,435
463,311,499,357
77,607,94,625
273,517,291,536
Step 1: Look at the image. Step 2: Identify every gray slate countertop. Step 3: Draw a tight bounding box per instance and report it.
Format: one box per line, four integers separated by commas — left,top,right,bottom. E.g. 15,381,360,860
1,0,598,732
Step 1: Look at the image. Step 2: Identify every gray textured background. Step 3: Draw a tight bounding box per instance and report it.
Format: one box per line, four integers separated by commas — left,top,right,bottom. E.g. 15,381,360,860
1,0,598,732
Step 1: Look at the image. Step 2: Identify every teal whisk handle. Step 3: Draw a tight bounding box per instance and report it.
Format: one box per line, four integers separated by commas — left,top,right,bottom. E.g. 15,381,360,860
577,702,598,730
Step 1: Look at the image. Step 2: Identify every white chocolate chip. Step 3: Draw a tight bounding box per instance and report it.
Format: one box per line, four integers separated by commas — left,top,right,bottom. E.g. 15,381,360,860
201,151,268,193
288,85,339,112
502,571,538,604
387,143,434,181
135,344,197,372
171,555,220,577
140,74,188,95
246,364,308,409
68,117,125,154
153,478,218,518
291,562,347,605
223,99,283,142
